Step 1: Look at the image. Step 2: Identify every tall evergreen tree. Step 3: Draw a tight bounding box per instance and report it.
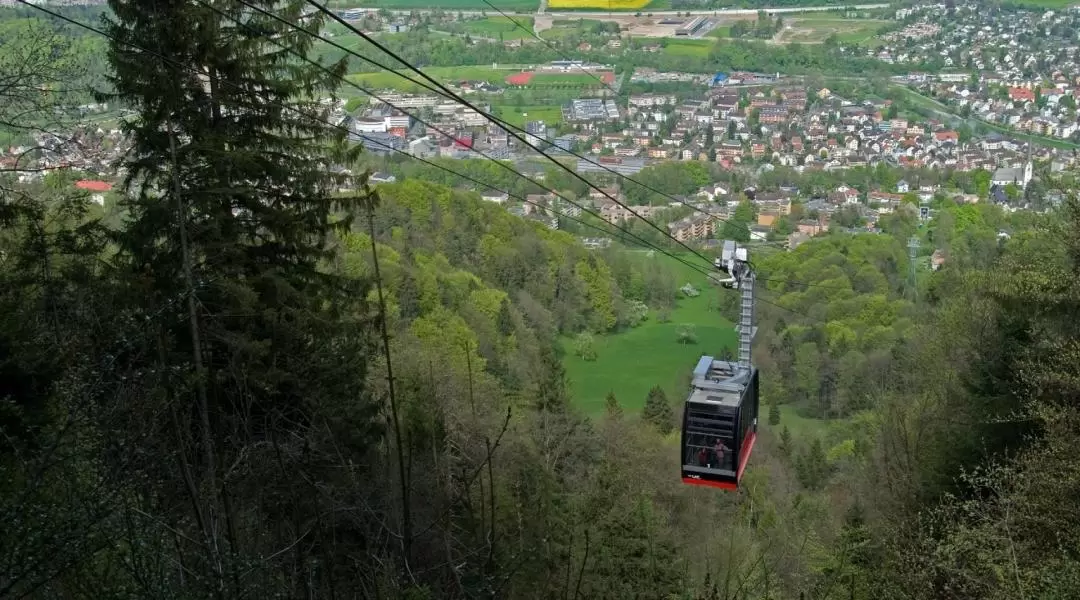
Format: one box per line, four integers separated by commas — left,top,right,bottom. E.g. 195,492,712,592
99,0,378,595
534,341,571,412
605,390,623,419
769,397,781,426
642,385,674,434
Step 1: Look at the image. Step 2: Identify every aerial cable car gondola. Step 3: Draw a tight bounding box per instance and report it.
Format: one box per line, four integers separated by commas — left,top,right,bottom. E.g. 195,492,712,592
681,241,759,491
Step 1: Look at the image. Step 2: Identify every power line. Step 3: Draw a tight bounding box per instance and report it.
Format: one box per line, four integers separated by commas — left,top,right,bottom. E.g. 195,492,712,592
20,0,835,321
308,2,796,254
14,0,719,287
299,0,744,264
216,1,719,277
221,0,725,274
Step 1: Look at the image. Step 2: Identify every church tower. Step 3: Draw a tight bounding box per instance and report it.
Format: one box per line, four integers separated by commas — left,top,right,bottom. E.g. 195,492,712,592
1022,144,1033,188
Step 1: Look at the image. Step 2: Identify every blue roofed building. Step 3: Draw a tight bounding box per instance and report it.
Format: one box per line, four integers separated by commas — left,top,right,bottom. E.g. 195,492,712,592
712,73,729,86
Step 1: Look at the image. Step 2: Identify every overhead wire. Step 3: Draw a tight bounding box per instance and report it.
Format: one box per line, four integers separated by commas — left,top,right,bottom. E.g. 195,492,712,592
14,0,719,286
210,0,725,278
295,0,764,264
19,0,836,322
25,0,845,299
304,0,799,254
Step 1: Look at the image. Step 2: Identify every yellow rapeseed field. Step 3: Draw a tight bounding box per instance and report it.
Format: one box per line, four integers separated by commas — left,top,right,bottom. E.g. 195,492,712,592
548,0,650,9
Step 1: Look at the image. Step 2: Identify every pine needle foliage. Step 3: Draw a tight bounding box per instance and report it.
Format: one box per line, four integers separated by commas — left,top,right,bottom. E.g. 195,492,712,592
642,384,673,434
94,0,379,595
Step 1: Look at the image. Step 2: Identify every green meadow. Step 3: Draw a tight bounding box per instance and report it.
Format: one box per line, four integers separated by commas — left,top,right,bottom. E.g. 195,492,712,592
563,252,737,416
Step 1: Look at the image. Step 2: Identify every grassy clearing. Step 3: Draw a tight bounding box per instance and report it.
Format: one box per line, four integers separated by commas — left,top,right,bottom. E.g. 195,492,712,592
563,252,736,416
662,38,714,58
460,16,535,40
778,17,890,44
772,405,832,443
491,104,562,126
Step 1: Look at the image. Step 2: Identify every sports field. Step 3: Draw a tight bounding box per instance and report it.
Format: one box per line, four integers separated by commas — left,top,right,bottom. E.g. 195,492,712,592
347,65,527,92
562,252,736,416
662,38,713,58
491,104,563,127
506,70,615,87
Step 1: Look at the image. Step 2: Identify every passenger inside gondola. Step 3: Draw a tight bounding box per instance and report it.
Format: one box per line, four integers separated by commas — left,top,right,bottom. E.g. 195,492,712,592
712,437,731,469
686,433,734,470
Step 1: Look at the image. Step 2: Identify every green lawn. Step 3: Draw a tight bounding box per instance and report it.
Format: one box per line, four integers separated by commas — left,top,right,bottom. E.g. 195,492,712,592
460,16,535,40
707,25,732,38
347,65,527,92
532,72,607,85
491,104,562,127
563,252,737,416
662,38,714,58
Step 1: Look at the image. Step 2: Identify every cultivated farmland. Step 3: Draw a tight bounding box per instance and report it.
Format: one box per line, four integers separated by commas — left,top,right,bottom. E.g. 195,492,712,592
548,0,650,10
330,0,539,9
457,16,535,40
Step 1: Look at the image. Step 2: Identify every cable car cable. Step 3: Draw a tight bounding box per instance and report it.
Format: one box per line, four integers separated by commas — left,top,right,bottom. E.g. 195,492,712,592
203,0,727,281
17,0,722,290
23,1,832,317
297,0,800,257
249,0,723,266
233,0,856,277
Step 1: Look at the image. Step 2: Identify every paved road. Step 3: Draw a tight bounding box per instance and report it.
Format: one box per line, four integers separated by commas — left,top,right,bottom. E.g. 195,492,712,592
346,3,888,18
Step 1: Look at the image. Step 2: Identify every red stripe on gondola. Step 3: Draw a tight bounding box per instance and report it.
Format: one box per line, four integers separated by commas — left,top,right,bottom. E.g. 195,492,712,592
682,477,737,490
736,431,757,482
681,431,757,492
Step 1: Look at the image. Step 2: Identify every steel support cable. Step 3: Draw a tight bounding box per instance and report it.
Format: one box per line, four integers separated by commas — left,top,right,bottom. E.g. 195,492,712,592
306,0,799,254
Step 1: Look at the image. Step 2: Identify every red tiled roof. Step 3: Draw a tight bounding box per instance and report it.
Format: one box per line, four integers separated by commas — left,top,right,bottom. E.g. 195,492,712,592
1008,87,1035,102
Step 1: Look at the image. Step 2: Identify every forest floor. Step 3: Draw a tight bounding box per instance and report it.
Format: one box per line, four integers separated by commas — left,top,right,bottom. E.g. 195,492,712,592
562,251,737,416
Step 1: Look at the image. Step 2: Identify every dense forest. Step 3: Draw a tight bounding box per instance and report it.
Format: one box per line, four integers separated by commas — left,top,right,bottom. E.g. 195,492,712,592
3,2,1080,599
